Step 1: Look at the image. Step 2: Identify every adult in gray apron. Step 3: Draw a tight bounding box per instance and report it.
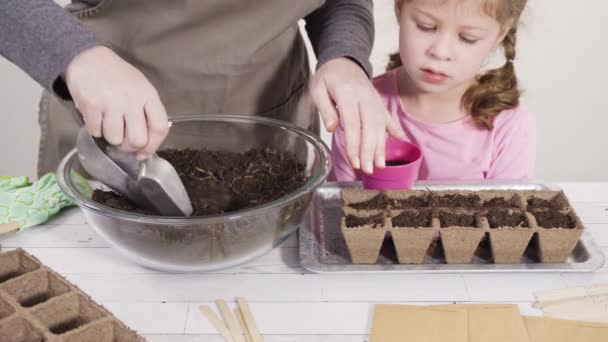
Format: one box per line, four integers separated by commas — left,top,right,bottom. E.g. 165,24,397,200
37,0,327,177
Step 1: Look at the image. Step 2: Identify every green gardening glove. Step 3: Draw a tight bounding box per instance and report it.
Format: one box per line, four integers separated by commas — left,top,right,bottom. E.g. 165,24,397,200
0,172,92,232
0,175,30,191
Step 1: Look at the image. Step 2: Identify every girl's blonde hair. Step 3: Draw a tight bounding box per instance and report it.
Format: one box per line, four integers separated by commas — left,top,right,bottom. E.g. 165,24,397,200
388,0,528,130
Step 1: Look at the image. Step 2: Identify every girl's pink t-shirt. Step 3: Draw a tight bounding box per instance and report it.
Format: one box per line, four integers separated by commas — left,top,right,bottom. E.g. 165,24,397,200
329,68,537,181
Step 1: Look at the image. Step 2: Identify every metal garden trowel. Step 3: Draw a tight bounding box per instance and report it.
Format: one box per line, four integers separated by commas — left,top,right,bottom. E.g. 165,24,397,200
76,127,193,216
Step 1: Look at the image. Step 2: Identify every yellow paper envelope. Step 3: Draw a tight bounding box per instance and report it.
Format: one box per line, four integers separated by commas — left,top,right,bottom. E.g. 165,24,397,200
370,304,468,342
524,316,608,342
370,304,530,342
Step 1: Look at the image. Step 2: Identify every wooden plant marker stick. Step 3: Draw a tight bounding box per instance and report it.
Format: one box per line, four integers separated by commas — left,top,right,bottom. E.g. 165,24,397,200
234,307,253,342
0,222,20,235
216,300,246,342
237,297,263,342
199,305,234,342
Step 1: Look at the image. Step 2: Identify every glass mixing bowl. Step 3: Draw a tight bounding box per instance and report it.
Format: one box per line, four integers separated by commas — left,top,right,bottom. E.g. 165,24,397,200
57,114,331,272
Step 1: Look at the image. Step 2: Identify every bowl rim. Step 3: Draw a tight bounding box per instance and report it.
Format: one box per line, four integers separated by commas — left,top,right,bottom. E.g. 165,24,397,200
57,114,332,225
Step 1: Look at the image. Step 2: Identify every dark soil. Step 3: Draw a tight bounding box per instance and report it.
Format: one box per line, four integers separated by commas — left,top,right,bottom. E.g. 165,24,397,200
392,209,434,227
438,211,477,228
92,147,308,216
527,195,566,210
532,209,577,229
348,193,390,210
486,208,529,229
482,196,519,208
345,213,385,228
92,191,146,214
391,195,429,208
431,193,481,208
386,160,410,166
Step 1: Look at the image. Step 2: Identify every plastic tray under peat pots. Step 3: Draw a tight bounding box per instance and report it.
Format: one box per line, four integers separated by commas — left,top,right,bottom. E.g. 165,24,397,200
299,181,605,273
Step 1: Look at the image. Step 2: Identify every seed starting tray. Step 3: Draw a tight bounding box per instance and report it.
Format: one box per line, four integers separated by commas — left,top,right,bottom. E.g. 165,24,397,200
0,248,145,341
299,181,605,273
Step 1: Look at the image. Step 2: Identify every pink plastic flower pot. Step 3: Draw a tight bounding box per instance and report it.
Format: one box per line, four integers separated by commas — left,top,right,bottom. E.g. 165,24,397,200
362,138,422,190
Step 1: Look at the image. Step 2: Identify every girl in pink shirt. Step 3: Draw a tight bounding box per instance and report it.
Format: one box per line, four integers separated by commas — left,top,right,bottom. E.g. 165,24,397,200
330,0,535,181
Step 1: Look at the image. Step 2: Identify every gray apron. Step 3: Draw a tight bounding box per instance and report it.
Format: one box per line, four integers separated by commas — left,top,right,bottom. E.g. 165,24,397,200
38,0,323,177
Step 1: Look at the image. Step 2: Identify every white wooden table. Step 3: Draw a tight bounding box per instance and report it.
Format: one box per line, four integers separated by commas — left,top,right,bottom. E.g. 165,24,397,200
1,182,607,341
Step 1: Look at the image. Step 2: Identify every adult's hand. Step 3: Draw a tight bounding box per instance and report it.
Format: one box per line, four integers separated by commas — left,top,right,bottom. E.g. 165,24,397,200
64,46,168,160
310,57,406,174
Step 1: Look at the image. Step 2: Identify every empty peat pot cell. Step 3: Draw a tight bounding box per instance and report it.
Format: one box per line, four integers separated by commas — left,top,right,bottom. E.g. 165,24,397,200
486,208,529,228
438,210,477,228
31,293,106,335
0,270,71,308
430,193,481,208
0,250,41,284
482,195,520,208
345,212,385,228
526,193,568,210
389,194,430,209
391,209,434,227
348,193,390,210
532,209,578,229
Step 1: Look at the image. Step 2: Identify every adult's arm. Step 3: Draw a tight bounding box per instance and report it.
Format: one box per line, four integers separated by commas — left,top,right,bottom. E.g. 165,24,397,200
304,0,374,77
0,0,100,99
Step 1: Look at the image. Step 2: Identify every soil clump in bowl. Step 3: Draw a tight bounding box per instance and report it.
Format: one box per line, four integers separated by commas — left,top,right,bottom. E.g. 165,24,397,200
92,147,308,216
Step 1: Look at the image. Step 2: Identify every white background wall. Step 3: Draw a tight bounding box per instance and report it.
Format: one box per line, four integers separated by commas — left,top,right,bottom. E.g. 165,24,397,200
1,0,607,180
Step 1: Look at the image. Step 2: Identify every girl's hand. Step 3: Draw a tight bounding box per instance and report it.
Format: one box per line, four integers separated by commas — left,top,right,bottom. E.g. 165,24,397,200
64,46,169,160
310,57,406,174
